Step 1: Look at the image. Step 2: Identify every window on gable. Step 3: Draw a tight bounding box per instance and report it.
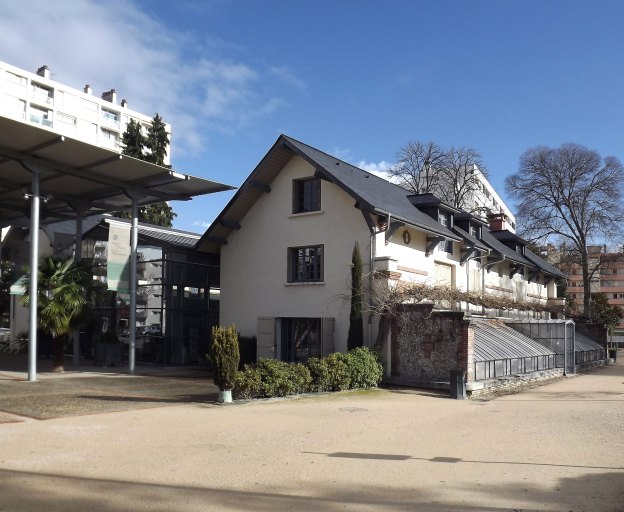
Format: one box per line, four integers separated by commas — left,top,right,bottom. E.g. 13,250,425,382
292,178,321,213
288,245,323,282
437,211,453,253
469,223,479,238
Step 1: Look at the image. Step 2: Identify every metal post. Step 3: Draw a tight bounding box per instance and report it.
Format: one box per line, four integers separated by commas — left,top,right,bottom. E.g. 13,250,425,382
28,169,40,382
72,212,84,367
128,198,138,374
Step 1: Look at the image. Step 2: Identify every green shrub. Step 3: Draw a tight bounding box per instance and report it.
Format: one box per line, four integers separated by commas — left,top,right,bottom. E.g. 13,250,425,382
233,365,262,399
287,362,312,394
211,325,240,391
345,347,383,389
306,357,330,392
231,347,383,400
256,359,297,397
325,352,352,391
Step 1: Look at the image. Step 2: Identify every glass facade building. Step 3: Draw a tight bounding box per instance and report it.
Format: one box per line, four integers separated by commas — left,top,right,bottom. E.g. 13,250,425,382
82,220,219,365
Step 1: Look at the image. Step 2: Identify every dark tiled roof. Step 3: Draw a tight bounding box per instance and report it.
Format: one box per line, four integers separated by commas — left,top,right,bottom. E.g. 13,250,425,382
524,248,567,279
281,136,461,240
480,228,532,266
452,225,490,252
489,229,530,245
197,134,461,253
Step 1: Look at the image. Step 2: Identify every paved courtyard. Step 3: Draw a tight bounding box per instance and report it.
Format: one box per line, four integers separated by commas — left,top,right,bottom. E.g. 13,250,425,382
0,359,622,511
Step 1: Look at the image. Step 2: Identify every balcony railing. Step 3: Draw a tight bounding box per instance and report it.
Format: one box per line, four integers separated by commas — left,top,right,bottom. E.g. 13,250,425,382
30,114,53,128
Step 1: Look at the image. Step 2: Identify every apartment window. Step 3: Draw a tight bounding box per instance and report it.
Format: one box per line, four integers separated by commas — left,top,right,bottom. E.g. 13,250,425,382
102,109,119,122
292,178,321,213
288,245,323,282
468,223,479,238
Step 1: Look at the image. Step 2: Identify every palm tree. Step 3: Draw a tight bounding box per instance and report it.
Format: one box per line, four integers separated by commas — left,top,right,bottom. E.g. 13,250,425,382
21,257,96,372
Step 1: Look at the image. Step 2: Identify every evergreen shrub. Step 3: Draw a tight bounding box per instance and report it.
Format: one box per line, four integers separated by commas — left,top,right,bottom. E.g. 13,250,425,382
344,347,383,389
232,347,382,400
305,357,330,392
210,325,240,391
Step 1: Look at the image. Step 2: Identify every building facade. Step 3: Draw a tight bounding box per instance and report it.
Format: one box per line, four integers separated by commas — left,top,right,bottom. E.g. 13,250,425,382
197,135,565,375
0,60,169,162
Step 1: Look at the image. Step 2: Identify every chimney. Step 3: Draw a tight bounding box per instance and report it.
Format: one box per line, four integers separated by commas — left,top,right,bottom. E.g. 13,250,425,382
121,99,128,108
84,84,92,95
36,65,50,79
488,212,509,232
101,89,117,104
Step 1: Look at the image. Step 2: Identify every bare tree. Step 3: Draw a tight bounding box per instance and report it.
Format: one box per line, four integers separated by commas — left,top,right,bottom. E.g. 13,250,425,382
387,141,487,213
436,146,487,211
506,143,624,316
387,141,446,195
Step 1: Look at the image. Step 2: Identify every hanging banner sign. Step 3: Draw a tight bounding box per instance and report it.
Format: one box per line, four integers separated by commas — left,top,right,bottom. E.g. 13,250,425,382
107,222,130,293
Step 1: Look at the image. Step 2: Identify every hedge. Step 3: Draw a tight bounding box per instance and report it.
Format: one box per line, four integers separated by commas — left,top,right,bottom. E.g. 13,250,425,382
233,347,383,400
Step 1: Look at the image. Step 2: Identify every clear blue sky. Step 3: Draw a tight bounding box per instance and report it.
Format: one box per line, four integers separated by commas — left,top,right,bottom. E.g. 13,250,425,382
2,0,622,232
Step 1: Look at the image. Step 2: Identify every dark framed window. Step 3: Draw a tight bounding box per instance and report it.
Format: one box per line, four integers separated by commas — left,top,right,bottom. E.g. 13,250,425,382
281,317,321,362
469,223,480,238
292,178,321,213
437,211,453,253
288,245,323,282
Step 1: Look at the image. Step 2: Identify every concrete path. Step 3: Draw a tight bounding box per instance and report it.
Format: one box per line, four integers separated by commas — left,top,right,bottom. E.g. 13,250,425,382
0,363,623,511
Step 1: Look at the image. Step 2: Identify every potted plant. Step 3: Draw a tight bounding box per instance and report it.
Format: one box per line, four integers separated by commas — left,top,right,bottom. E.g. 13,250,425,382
210,325,240,403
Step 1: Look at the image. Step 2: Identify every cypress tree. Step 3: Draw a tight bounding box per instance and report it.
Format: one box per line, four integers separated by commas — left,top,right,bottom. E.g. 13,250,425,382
347,242,364,350
116,114,176,227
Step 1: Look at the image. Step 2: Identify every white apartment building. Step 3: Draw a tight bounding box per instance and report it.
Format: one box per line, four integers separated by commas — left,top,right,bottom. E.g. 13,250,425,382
0,60,170,163
466,166,516,232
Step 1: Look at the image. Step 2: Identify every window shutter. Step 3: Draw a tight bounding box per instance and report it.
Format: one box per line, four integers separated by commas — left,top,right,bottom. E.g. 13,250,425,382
321,317,335,356
257,317,276,360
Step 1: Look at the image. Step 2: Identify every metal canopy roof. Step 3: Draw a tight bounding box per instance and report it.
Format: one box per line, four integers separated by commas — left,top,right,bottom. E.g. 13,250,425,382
0,115,234,228
0,113,234,381
472,320,557,362
84,216,201,249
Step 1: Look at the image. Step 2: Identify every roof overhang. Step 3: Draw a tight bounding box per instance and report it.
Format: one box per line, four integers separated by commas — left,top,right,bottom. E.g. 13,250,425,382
0,115,234,228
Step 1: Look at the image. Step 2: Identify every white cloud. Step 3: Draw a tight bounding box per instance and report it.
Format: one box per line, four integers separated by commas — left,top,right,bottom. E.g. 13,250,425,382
356,160,394,178
192,220,211,228
0,0,291,157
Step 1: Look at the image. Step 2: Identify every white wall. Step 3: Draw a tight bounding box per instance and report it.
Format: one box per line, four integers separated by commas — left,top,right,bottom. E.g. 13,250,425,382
220,155,373,353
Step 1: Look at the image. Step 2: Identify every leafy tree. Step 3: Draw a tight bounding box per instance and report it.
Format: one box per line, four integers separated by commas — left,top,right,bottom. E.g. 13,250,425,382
589,292,623,331
387,141,488,213
506,143,624,316
347,242,364,350
116,114,176,227
21,257,96,372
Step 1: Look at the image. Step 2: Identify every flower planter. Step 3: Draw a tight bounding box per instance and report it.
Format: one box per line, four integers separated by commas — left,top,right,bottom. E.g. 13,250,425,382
218,390,232,403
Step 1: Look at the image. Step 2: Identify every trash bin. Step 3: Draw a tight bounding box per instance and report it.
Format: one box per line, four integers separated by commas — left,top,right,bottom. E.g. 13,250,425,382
449,369,466,400
608,349,617,361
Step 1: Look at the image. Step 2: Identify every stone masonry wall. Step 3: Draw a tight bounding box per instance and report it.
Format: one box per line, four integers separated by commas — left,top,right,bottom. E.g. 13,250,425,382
391,305,473,383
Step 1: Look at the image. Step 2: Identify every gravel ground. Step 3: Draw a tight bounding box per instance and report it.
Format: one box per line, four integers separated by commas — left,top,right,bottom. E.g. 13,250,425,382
0,361,622,511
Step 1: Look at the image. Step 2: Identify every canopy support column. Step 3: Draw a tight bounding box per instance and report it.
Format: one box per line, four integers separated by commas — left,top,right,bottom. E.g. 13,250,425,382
69,201,89,368
129,198,139,374
27,168,40,382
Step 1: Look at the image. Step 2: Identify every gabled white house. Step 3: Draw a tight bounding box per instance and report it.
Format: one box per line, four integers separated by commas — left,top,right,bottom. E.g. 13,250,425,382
197,135,566,376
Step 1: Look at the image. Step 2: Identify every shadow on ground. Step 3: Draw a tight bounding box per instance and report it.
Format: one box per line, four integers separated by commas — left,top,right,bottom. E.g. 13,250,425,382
0,468,622,512
0,373,219,419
